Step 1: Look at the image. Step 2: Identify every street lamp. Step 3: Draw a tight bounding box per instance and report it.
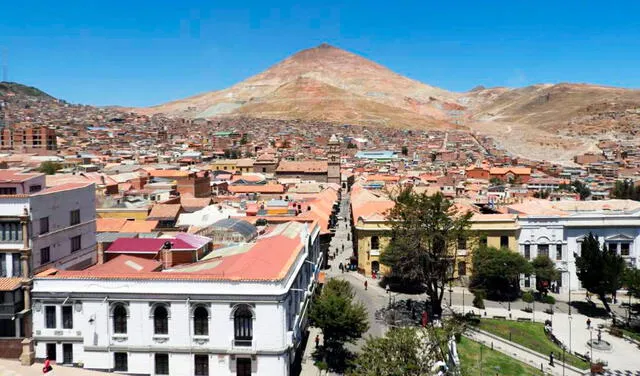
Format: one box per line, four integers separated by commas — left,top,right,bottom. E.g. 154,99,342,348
568,315,573,353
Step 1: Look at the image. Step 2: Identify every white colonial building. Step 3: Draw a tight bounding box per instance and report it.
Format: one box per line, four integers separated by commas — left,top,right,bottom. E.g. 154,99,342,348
32,221,322,376
0,169,96,363
507,199,640,293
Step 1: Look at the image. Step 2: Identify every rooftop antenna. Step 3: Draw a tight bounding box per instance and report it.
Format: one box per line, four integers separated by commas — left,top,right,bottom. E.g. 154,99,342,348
1,48,7,82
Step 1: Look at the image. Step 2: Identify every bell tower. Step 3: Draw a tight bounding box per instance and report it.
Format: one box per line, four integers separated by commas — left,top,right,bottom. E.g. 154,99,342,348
327,134,341,185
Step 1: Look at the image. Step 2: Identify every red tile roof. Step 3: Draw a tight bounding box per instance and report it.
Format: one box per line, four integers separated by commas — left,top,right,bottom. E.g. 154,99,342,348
0,169,43,183
147,204,182,220
0,277,28,291
276,160,328,173
228,184,285,194
106,238,195,253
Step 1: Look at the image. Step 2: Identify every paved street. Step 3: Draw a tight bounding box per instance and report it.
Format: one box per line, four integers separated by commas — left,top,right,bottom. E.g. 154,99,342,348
0,359,110,376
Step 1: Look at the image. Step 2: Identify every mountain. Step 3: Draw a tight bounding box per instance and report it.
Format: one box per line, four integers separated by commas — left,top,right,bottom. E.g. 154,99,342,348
462,83,640,162
141,43,461,128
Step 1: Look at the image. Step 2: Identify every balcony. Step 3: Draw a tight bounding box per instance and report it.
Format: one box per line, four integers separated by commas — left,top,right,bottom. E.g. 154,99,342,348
0,301,24,317
370,249,380,257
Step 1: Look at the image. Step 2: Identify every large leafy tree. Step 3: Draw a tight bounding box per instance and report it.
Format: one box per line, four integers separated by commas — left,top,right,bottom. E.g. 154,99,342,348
309,279,369,371
531,255,559,295
381,189,473,317
574,233,627,313
470,246,533,300
349,328,436,376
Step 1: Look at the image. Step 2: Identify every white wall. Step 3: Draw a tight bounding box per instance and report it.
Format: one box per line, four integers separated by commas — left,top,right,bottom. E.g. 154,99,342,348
29,183,97,270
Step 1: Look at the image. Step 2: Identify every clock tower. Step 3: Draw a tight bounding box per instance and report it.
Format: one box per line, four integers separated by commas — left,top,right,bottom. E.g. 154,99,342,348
327,134,341,185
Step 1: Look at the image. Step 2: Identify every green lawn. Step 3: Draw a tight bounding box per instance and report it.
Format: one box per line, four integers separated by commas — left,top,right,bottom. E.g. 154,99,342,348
622,328,640,342
457,336,544,376
478,319,589,370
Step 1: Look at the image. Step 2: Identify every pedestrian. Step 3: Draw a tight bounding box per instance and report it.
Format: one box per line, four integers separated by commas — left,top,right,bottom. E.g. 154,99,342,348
364,280,368,290
385,284,390,294
549,351,554,367
43,357,52,374
586,318,591,329
315,334,320,348
342,244,344,252
339,262,344,273
597,328,602,343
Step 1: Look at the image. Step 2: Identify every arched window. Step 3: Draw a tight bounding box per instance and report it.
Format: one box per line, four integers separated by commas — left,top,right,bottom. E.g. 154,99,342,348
233,305,253,346
371,236,380,250
193,306,208,336
113,304,127,334
154,306,168,335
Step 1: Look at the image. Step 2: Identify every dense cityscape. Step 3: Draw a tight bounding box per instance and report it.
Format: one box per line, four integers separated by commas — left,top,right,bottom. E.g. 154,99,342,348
2,4,640,375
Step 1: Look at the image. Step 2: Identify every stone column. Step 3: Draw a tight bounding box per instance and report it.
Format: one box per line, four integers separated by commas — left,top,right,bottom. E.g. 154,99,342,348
19,208,30,279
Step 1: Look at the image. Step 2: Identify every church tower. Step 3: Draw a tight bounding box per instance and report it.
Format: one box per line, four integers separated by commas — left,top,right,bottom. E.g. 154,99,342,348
327,134,341,185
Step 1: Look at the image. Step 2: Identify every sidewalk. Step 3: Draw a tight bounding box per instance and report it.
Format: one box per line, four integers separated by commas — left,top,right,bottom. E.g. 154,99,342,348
0,359,109,376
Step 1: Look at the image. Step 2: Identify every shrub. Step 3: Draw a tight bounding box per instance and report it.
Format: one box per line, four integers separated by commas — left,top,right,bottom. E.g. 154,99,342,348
522,291,535,304
473,292,485,309
544,308,554,315
541,295,556,304
522,307,533,313
609,327,624,337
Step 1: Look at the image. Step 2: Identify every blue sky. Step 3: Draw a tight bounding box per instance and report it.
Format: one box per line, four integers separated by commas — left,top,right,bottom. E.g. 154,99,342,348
2,1,639,106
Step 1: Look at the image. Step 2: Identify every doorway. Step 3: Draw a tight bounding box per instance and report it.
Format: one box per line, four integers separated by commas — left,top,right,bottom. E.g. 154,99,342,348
63,344,72,364
46,343,56,361
371,261,380,273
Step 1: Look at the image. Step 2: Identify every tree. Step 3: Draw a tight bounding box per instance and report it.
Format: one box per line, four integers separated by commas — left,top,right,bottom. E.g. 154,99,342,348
572,180,591,200
309,279,369,371
489,177,503,186
574,233,627,313
37,161,62,175
381,189,473,317
625,268,640,299
531,255,559,295
533,189,551,199
239,133,248,145
401,145,409,156
350,328,437,376
347,142,357,149
470,246,533,300
611,179,640,201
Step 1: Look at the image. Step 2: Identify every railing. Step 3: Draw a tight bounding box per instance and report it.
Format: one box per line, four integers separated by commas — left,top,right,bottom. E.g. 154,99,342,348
0,302,23,316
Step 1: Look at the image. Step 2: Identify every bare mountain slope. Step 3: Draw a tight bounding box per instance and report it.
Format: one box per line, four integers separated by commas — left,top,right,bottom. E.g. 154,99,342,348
141,44,460,127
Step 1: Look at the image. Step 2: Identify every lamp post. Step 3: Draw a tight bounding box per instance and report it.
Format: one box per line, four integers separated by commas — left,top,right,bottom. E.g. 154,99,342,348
462,289,465,314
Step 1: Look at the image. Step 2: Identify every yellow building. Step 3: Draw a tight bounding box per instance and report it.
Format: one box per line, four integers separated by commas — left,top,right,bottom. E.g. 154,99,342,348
96,207,149,220
350,184,394,277
210,159,238,172
458,213,520,279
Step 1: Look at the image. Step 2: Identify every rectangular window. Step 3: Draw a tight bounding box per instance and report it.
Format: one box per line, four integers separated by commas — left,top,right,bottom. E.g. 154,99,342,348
524,275,531,288
457,237,467,250
155,353,169,375
621,243,630,256
114,353,128,372
41,247,50,264
0,255,5,277
40,217,49,234
480,236,487,247
524,245,531,260
500,236,509,249
237,358,252,376
12,253,21,277
29,185,42,193
556,244,562,260
194,355,209,376
45,306,56,329
608,243,617,253
457,261,467,276
70,209,80,226
0,187,17,195
62,306,73,329
538,244,549,258
71,235,81,252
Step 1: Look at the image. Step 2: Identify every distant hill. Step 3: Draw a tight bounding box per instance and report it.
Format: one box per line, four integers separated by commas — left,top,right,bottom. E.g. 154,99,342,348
0,81,56,100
